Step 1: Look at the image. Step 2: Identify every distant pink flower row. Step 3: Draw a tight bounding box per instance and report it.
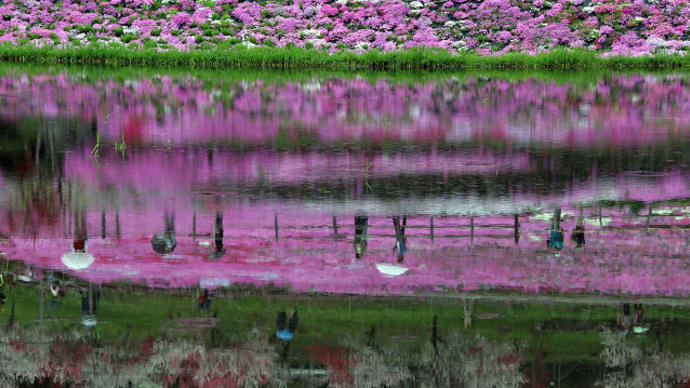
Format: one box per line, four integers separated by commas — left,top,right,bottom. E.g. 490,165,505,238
1,0,689,55
1,72,689,147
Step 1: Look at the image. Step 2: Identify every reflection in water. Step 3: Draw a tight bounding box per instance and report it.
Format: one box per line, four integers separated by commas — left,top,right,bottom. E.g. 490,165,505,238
353,214,368,259
0,278,688,386
152,212,177,255
392,215,407,263
0,68,688,386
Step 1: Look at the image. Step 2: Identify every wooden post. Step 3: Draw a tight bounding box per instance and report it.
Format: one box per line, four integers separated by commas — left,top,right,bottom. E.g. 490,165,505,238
39,278,45,324
514,214,520,244
115,210,121,240
274,213,279,241
332,215,338,241
598,207,603,227
62,205,67,239
470,216,474,245
101,209,106,239
89,282,94,316
192,211,197,240
430,215,434,242
646,203,653,233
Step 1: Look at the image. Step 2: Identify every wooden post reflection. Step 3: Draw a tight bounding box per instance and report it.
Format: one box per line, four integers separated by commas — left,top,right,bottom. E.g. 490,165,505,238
89,283,94,316
192,210,197,240
514,214,520,244
332,215,338,241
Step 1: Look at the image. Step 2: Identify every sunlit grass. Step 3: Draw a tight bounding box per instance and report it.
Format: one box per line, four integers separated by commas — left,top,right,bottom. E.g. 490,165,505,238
0,44,689,71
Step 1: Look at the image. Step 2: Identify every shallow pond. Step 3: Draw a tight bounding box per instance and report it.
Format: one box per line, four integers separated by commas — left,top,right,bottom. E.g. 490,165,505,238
0,67,688,387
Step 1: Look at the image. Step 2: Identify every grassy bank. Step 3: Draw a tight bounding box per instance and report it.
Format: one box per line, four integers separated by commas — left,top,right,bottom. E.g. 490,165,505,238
3,61,689,87
1,45,690,71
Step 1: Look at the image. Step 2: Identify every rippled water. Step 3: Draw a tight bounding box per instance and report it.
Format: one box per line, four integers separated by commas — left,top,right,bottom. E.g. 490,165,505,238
0,67,689,386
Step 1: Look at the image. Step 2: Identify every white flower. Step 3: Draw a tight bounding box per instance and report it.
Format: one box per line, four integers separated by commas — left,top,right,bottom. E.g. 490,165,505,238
444,21,457,28
583,6,595,13
123,26,140,35
647,36,668,50
409,1,424,9
354,41,369,51
300,29,320,37
302,81,321,92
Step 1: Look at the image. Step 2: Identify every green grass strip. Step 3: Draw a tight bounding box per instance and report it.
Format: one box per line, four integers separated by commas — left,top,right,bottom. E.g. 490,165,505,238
0,44,689,71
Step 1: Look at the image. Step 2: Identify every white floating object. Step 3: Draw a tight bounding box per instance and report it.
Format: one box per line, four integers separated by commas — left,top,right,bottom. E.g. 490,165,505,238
198,241,211,246
633,326,649,334
81,316,97,327
61,252,95,270
376,264,408,277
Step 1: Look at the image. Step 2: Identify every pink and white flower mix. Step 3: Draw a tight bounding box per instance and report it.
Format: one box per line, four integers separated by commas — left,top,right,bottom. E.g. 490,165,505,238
1,0,689,55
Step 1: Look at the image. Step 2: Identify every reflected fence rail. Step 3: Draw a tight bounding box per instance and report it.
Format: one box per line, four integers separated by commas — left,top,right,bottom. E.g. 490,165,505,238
230,205,690,244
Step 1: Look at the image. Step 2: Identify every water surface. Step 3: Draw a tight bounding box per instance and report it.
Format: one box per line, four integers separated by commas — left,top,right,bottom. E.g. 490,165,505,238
0,67,689,387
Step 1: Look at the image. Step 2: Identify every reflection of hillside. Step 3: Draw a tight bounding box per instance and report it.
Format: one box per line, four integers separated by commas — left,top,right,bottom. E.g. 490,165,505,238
1,72,689,148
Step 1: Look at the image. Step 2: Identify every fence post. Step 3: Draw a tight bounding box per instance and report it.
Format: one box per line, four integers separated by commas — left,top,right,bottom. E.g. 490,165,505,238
39,278,45,324
101,209,106,239
192,210,197,240
598,207,603,227
470,216,474,245
514,214,520,244
115,209,121,240
332,215,338,241
430,215,434,242
274,213,279,241
646,203,653,233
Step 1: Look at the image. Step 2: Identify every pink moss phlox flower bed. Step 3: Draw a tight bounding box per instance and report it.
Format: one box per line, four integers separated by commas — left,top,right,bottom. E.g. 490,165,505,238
2,207,689,296
1,176,689,297
0,0,689,56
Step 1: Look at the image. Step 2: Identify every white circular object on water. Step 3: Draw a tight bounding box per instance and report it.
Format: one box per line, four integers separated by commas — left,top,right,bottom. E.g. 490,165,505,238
376,264,408,277
61,252,95,270
81,316,97,327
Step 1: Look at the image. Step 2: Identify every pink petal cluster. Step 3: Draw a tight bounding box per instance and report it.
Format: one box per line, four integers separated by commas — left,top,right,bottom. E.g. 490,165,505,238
0,0,686,55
